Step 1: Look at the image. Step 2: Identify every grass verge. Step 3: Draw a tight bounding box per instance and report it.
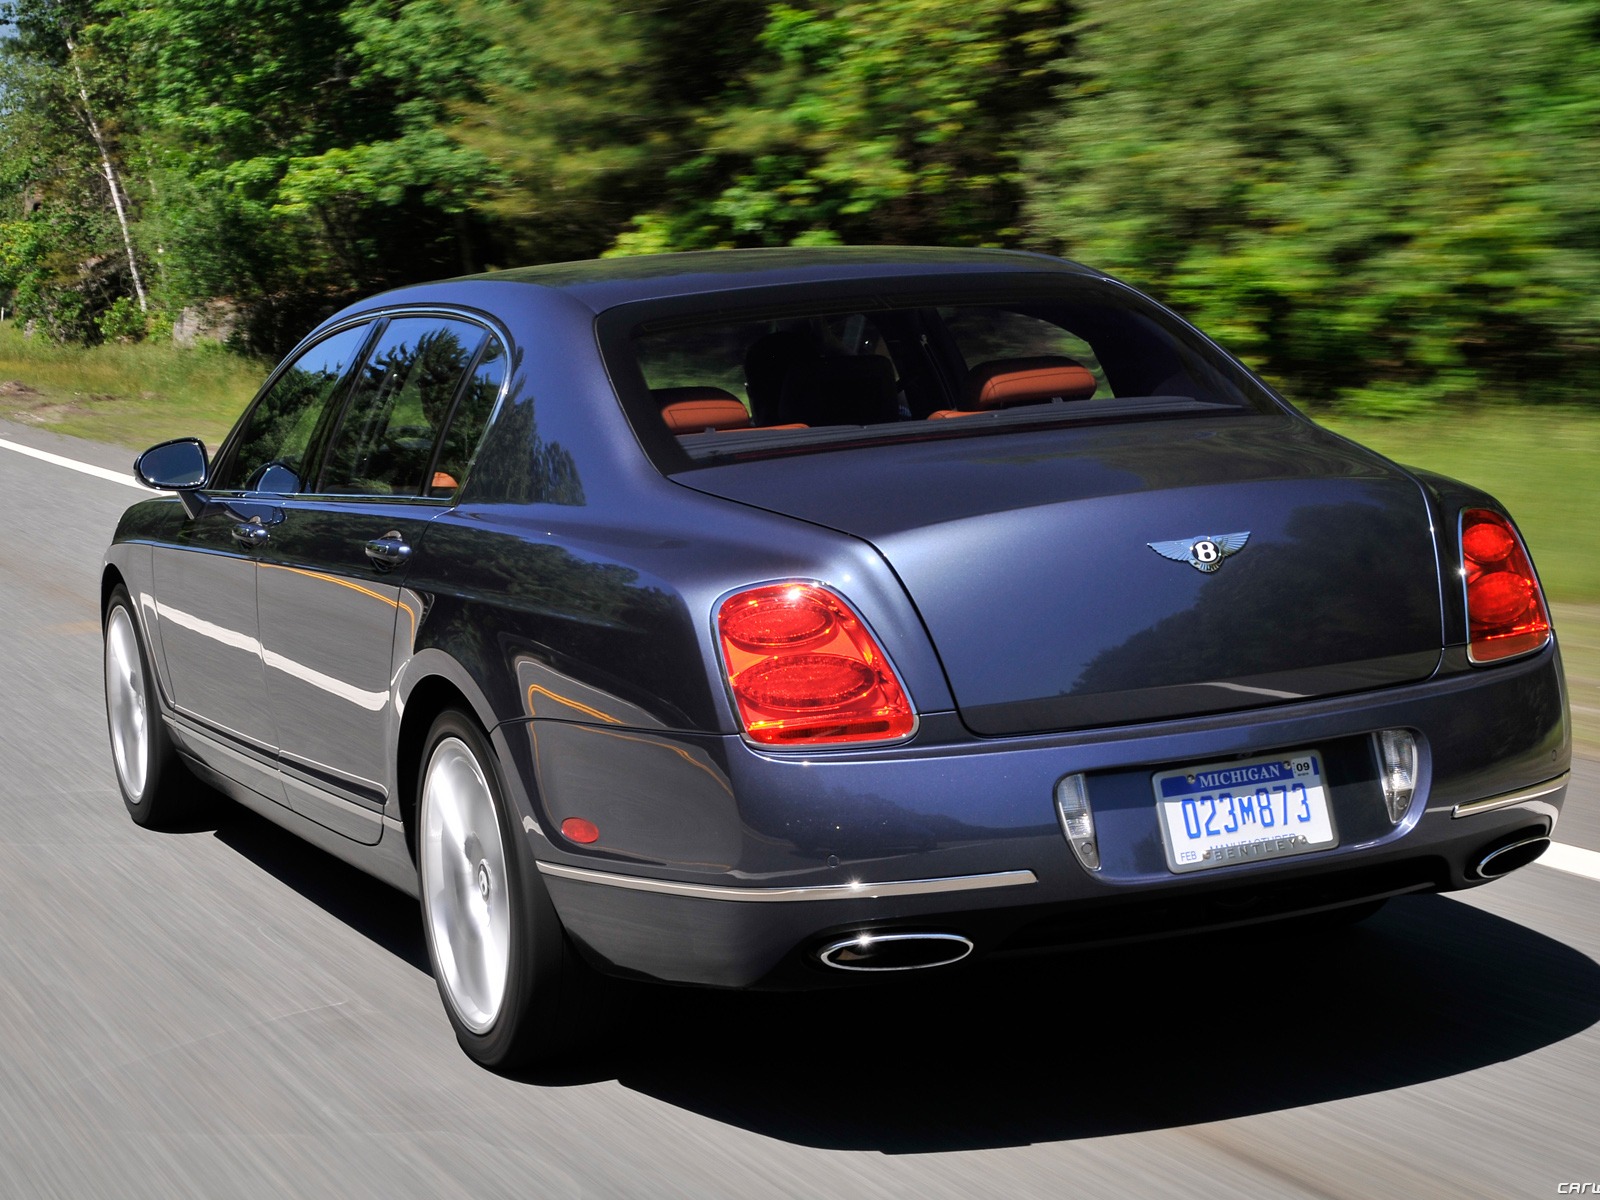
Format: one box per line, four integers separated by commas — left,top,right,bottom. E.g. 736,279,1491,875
0,323,263,451
1316,408,1600,605
1550,604,1600,759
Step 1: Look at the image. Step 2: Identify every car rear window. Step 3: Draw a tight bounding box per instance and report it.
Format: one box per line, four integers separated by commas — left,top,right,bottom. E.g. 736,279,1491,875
617,278,1282,468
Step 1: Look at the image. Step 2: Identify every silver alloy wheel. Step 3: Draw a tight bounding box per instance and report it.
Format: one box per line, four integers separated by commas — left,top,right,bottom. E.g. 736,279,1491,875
420,736,512,1034
105,605,149,799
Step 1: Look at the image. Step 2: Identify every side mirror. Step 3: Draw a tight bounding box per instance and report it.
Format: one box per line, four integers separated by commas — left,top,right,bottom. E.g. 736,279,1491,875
135,438,211,518
135,437,209,490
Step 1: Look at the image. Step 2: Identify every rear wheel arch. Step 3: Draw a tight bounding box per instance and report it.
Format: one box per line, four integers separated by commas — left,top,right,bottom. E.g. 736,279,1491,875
395,675,482,865
394,640,522,851
414,703,606,1070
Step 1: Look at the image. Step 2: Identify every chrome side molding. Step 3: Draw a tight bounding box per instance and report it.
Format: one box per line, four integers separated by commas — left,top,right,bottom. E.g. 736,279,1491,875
1451,773,1569,819
536,863,1037,903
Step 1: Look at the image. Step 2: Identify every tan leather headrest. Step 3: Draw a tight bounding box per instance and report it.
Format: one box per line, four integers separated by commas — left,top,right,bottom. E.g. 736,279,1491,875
967,357,1096,410
654,386,752,432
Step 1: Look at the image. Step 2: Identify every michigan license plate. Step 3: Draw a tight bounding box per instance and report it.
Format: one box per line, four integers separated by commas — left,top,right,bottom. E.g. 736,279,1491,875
1153,750,1337,874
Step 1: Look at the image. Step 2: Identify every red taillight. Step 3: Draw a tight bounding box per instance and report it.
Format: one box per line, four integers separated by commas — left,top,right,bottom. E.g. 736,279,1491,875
722,591,835,650
717,584,916,745
1461,509,1551,664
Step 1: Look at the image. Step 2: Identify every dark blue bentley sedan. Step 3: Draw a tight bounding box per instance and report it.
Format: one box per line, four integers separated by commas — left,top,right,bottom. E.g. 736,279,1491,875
102,248,1571,1068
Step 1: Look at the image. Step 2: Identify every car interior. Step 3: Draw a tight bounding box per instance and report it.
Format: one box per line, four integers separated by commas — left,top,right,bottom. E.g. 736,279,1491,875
630,297,1260,453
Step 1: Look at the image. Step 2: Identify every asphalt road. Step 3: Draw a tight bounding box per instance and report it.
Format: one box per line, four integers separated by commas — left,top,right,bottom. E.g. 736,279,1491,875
2,418,1598,1200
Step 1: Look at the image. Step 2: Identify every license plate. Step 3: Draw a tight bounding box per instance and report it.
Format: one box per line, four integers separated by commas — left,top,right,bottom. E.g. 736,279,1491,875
1152,750,1337,874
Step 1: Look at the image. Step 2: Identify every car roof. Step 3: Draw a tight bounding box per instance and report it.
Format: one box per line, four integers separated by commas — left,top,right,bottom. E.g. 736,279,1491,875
397,246,1103,314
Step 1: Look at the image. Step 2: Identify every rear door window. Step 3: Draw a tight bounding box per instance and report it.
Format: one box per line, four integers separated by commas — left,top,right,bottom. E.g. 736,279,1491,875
428,335,506,498
319,317,489,495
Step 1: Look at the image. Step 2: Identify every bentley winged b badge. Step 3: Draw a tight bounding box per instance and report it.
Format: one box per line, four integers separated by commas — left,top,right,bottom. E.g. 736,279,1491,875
1148,532,1251,574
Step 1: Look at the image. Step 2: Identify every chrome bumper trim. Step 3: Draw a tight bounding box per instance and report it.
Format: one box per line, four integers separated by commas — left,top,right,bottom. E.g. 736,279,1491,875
536,863,1038,903
1452,773,1570,819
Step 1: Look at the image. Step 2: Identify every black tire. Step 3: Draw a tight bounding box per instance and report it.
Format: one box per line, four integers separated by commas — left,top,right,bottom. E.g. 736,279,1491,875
415,709,597,1071
103,584,192,827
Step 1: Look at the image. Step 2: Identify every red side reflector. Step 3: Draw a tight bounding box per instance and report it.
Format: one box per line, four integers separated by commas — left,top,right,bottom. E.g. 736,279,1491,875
1461,509,1551,664
561,818,600,844
717,584,916,746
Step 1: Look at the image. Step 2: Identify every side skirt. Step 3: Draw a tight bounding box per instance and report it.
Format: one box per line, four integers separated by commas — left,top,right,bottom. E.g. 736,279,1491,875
175,737,419,899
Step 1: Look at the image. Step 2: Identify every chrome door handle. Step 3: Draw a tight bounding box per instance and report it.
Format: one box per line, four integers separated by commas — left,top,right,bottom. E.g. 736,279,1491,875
364,533,412,571
231,521,270,549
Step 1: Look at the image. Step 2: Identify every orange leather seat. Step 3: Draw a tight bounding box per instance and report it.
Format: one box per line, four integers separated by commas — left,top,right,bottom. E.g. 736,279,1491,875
655,386,752,433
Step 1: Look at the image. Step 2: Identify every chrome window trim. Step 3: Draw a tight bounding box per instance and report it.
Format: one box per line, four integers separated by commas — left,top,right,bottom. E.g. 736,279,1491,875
1451,773,1569,819
536,863,1036,903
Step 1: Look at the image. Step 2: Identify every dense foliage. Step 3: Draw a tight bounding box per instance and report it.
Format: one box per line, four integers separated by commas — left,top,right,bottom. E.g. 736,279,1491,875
1,0,1597,409
1028,0,1600,412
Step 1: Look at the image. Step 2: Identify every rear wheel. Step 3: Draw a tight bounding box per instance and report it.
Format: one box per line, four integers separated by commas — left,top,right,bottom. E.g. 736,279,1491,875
416,709,594,1070
103,585,191,827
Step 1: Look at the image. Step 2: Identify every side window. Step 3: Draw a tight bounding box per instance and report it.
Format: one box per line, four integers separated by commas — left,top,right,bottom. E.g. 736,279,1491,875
429,335,506,497
215,323,371,493
319,317,487,496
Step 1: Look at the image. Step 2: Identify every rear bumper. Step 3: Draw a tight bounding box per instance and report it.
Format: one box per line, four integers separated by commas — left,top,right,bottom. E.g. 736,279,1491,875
520,644,1569,988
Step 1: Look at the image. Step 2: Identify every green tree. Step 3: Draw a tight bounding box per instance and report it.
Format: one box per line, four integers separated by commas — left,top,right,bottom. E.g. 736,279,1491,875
448,0,769,262
79,0,510,347
274,0,503,275
0,0,151,339
1027,0,1600,411
613,0,1070,253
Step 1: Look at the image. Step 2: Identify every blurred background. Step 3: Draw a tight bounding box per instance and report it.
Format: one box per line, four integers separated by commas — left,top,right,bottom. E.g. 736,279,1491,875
0,0,1594,394
1,0,1597,722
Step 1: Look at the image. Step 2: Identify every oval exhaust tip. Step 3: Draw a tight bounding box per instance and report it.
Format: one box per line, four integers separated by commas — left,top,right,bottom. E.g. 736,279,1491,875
818,932,974,972
1475,835,1550,880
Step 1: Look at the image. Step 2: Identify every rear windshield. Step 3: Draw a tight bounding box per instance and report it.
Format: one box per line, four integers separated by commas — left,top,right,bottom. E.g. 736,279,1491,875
619,278,1282,466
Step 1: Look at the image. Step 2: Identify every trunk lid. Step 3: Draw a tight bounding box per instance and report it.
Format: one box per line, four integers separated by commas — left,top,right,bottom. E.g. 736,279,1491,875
679,415,1443,735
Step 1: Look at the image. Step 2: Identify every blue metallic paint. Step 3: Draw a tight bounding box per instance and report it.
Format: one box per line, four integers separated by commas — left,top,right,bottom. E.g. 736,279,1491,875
679,414,1449,733
102,248,1571,997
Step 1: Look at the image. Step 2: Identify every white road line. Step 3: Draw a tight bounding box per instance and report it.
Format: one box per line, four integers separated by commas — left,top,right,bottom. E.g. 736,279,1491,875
0,436,154,491
1539,841,1600,883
